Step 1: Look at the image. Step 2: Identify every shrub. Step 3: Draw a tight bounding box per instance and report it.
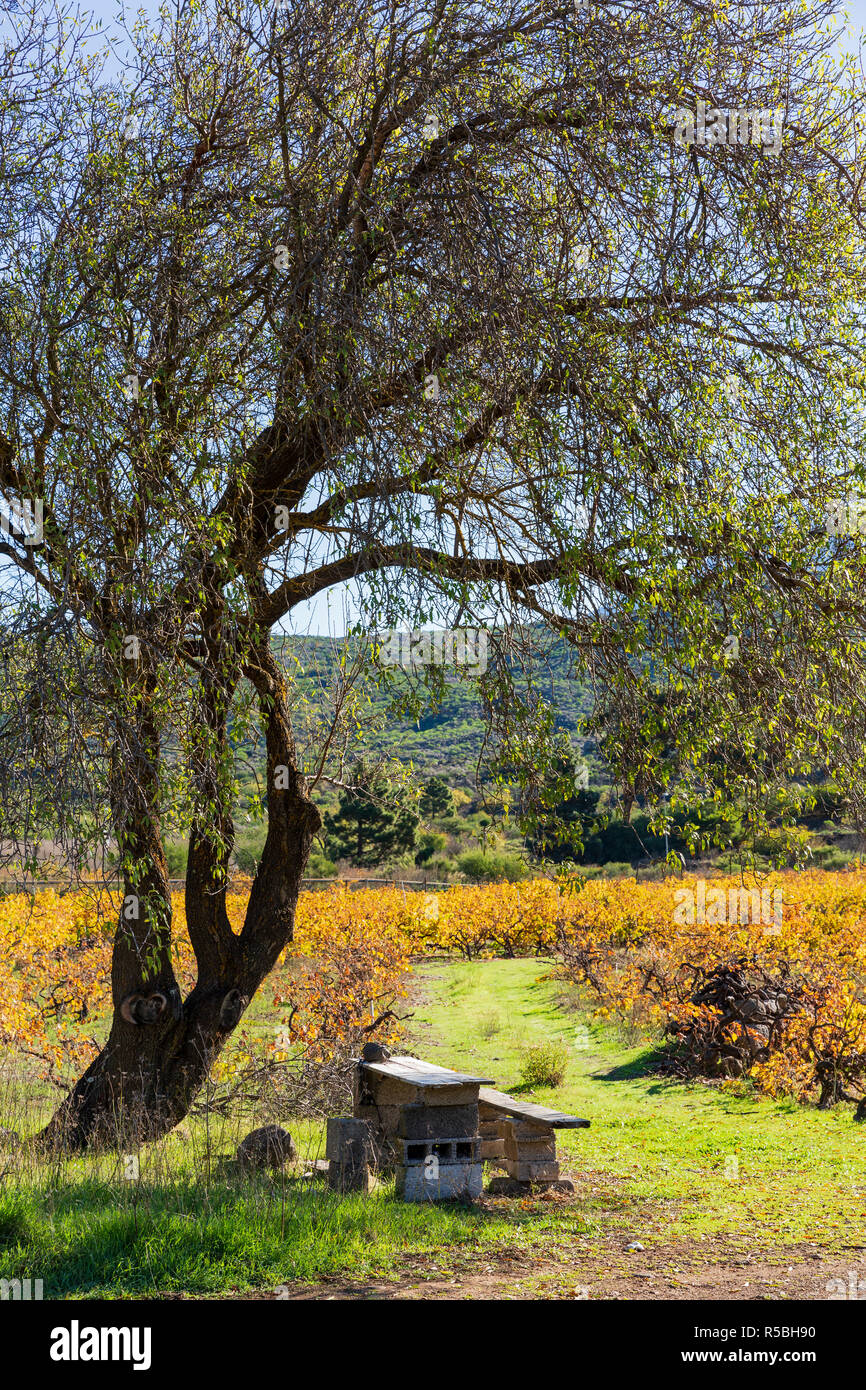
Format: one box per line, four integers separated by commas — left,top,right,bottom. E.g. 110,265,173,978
305,851,337,878
165,842,188,878
234,846,259,877
518,1038,569,1088
457,850,528,883
429,857,456,880
415,831,447,866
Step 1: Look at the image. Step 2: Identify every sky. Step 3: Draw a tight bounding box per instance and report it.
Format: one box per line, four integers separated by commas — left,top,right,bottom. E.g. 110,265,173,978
4,1,865,640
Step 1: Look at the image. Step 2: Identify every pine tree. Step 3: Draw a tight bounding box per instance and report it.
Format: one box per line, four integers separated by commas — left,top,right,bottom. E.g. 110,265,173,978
419,776,455,820
324,761,419,867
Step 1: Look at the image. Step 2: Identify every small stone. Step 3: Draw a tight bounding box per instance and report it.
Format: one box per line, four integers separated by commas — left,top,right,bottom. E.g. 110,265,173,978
361,1041,391,1062
236,1125,296,1171
626,1241,645,1251
302,1158,330,1178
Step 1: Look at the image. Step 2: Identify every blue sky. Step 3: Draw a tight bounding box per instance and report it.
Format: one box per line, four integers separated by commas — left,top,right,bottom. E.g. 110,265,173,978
64,0,866,56
845,0,866,40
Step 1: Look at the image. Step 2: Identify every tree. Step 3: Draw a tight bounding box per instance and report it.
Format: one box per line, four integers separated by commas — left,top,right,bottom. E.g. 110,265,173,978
524,750,598,864
419,775,454,820
323,761,418,867
414,829,448,866
0,0,863,1147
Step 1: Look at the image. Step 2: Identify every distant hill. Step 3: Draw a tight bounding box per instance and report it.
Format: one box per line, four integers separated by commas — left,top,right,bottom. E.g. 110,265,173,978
271,630,595,787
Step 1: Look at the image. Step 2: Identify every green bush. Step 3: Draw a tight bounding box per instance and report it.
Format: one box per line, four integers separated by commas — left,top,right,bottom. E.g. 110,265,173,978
415,831,447,866
478,1011,501,1039
305,851,337,878
457,850,528,883
811,846,854,871
165,842,188,879
429,857,457,881
518,1038,569,1089
232,846,258,877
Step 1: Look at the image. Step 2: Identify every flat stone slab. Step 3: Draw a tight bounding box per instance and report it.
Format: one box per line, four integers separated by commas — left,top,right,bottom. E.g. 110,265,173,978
360,1055,495,1088
478,1087,591,1129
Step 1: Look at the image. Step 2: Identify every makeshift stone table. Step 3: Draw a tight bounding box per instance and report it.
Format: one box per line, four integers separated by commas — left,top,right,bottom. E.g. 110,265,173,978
353,1054,495,1200
350,1053,592,1201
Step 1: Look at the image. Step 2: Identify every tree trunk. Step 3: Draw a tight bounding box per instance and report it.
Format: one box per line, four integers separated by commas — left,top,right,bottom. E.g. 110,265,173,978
36,641,320,1152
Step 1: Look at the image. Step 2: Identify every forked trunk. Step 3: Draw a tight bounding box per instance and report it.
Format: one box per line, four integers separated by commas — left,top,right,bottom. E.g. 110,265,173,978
37,643,320,1152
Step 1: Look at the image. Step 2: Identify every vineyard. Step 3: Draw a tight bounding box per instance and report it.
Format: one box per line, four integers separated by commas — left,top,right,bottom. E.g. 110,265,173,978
3,870,865,1116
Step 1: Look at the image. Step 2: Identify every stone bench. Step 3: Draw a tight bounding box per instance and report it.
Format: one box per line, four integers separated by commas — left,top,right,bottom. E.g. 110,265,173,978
351,1055,591,1198
476,1087,590,1190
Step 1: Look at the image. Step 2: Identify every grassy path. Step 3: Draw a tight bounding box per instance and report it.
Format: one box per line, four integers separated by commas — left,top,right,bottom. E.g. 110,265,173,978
392,957,866,1299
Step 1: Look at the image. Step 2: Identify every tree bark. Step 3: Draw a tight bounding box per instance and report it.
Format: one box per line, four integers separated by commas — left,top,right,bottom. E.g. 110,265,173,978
36,642,321,1152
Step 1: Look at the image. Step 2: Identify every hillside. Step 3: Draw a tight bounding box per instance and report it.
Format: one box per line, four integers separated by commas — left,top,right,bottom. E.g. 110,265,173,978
272,630,596,787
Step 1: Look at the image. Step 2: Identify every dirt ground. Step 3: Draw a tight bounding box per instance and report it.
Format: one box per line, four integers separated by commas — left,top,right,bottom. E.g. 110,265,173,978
257,1240,865,1301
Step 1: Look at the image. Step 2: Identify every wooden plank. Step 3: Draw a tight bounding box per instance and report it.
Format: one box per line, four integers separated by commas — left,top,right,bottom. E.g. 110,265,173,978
360,1054,495,1087
478,1086,591,1129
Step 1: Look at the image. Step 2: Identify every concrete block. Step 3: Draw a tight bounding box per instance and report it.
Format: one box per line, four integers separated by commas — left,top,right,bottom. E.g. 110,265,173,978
326,1117,372,1161
480,1138,505,1159
355,1102,401,1133
497,1117,554,1141
364,1075,478,1106
327,1159,373,1194
397,1103,478,1139
503,1133,556,1161
479,1101,502,1123
399,1136,481,1165
396,1161,484,1202
503,1158,561,1181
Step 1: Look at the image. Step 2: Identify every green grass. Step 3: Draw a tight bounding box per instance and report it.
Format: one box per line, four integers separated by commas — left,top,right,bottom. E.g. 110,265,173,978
2,956,864,1297
410,958,866,1250
0,1050,592,1298
0,1176,511,1297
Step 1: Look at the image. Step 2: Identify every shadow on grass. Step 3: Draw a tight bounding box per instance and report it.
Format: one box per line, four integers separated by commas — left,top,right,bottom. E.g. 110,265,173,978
593,1046,668,1082
591,1050,780,1115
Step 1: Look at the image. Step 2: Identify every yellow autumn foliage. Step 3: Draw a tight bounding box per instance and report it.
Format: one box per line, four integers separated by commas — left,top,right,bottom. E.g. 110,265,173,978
1,870,864,1104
